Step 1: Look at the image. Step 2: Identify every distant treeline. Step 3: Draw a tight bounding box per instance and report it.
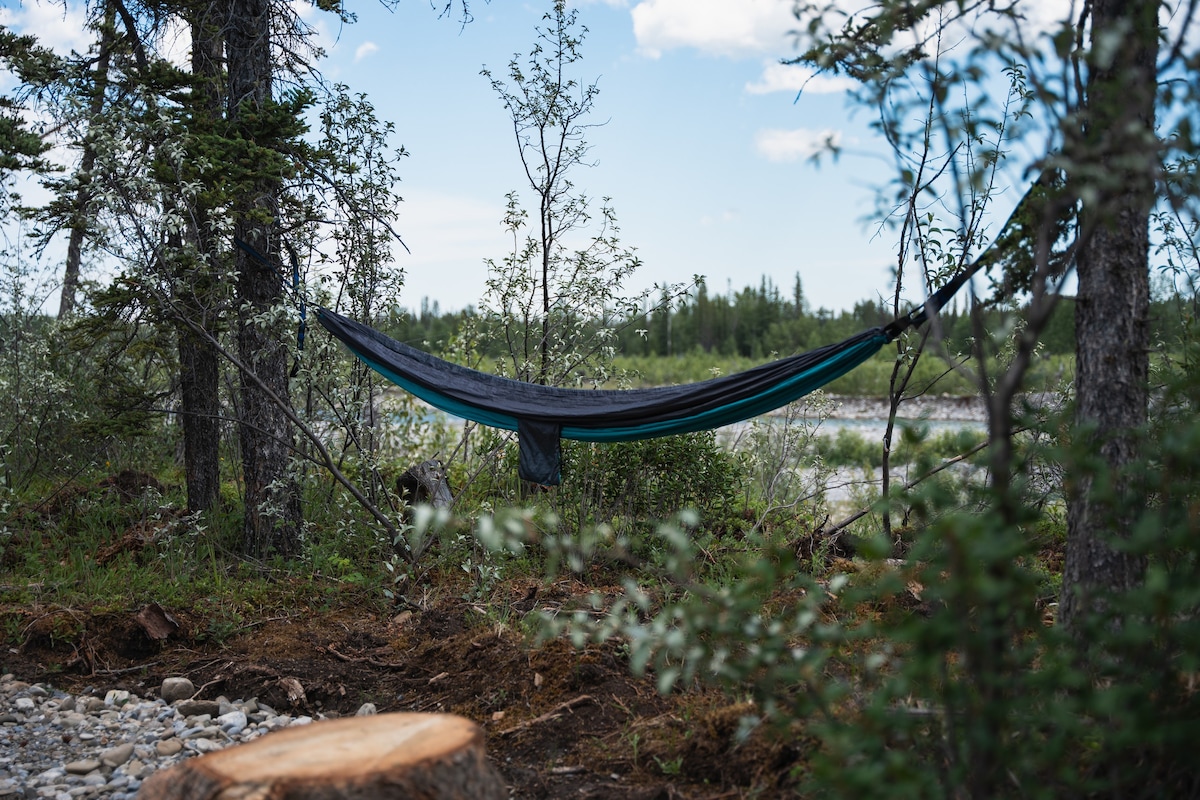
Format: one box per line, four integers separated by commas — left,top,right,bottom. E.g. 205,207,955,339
384,274,1189,364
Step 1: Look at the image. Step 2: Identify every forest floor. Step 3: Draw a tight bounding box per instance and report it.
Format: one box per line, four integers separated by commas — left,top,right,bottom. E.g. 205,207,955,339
0,397,1008,797
2,580,807,798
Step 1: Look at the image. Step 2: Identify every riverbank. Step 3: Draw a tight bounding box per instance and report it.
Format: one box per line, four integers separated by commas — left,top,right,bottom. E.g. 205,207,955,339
822,393,986,422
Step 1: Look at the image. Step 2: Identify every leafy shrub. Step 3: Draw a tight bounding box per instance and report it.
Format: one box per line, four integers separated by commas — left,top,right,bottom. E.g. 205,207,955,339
553,432,746,539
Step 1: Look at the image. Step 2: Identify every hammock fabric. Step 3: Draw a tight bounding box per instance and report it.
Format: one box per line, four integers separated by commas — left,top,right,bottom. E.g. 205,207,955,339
317,305,931,485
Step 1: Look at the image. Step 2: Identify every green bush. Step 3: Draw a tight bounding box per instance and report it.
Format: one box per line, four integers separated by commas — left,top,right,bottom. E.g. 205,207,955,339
553,432,746,539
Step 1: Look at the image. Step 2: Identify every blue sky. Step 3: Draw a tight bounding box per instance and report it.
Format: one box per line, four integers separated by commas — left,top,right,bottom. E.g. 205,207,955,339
1,0,986,314
305,0,903,313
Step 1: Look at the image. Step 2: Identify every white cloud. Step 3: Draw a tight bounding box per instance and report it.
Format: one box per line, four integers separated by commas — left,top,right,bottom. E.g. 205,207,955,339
0,1,92,55
630,0,796,58
354,42,379,63
754,128,841,162
745,61,857,95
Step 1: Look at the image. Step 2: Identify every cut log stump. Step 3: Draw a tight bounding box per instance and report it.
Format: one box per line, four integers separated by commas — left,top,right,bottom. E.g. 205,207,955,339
137,712,506,800
397,459,453,509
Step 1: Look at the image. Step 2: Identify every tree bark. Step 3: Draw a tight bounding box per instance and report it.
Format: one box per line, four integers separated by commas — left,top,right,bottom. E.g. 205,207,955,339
178,321,221,513
1060,0,1159,631
174,7,226,515
226,0,302,557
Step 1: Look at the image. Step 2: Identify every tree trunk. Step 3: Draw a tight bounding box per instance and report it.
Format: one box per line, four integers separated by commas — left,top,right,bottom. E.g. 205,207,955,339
136,713,507,800
178,323,221,513
227,0,302,557
59,3,114,320
1060,0,1159,631
173,9,226,516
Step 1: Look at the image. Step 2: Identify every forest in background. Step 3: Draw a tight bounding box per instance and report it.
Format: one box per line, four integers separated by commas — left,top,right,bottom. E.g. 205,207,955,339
389,275,1194,393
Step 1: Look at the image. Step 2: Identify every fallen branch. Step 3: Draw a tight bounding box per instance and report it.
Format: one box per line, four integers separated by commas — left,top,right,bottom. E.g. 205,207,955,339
497,695,593,737
324,644,408,669
94,661,160,676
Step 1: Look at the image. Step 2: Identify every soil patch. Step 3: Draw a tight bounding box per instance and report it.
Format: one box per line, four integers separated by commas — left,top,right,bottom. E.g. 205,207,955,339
1,594,799,798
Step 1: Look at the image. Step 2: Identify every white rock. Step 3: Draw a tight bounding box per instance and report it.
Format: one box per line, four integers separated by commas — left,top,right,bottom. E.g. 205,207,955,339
217,710,247,736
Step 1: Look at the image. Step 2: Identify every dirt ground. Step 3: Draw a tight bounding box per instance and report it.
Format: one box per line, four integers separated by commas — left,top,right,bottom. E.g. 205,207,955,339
2,587,807,798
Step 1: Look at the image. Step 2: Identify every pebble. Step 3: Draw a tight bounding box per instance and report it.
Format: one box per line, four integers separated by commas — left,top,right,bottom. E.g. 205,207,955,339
0,673,328,799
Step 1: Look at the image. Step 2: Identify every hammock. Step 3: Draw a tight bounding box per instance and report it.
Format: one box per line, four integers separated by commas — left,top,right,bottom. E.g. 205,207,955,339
317,281,953,485
245,171,1056,484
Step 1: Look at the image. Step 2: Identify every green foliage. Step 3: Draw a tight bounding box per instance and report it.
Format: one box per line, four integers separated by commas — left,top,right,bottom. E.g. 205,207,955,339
734,395,834,532
818,424,987,470
553,432,745,538
0,256,130,497
794,355,1200,797
0,462,408,626
0,28,57,184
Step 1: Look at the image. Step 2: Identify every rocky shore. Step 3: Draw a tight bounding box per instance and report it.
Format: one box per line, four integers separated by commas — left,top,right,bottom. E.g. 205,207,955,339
823,393,987,422
0,674,370,799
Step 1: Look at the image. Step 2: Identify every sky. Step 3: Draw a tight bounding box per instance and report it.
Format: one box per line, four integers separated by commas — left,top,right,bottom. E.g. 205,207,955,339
315,0,900,314
0,0,1038,315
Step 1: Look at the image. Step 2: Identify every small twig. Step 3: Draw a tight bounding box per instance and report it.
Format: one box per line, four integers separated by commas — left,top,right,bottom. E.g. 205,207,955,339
94,661,160,676
190,667,234,699
610,694,634,719
323,644,408,669
497,695,594,737
182,658,227,677
240,613,299,630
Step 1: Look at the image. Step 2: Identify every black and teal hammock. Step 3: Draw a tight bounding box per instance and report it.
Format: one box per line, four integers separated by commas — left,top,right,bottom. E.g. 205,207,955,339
316,265,974,485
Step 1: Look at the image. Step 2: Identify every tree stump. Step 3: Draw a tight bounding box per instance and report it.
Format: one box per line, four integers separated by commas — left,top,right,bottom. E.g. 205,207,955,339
137,712,506,800
397,459,453,509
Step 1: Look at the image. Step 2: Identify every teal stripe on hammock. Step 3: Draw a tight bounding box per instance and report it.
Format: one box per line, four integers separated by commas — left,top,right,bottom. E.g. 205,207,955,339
351,352,524,432
562,333,887,440
352,332,888,441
